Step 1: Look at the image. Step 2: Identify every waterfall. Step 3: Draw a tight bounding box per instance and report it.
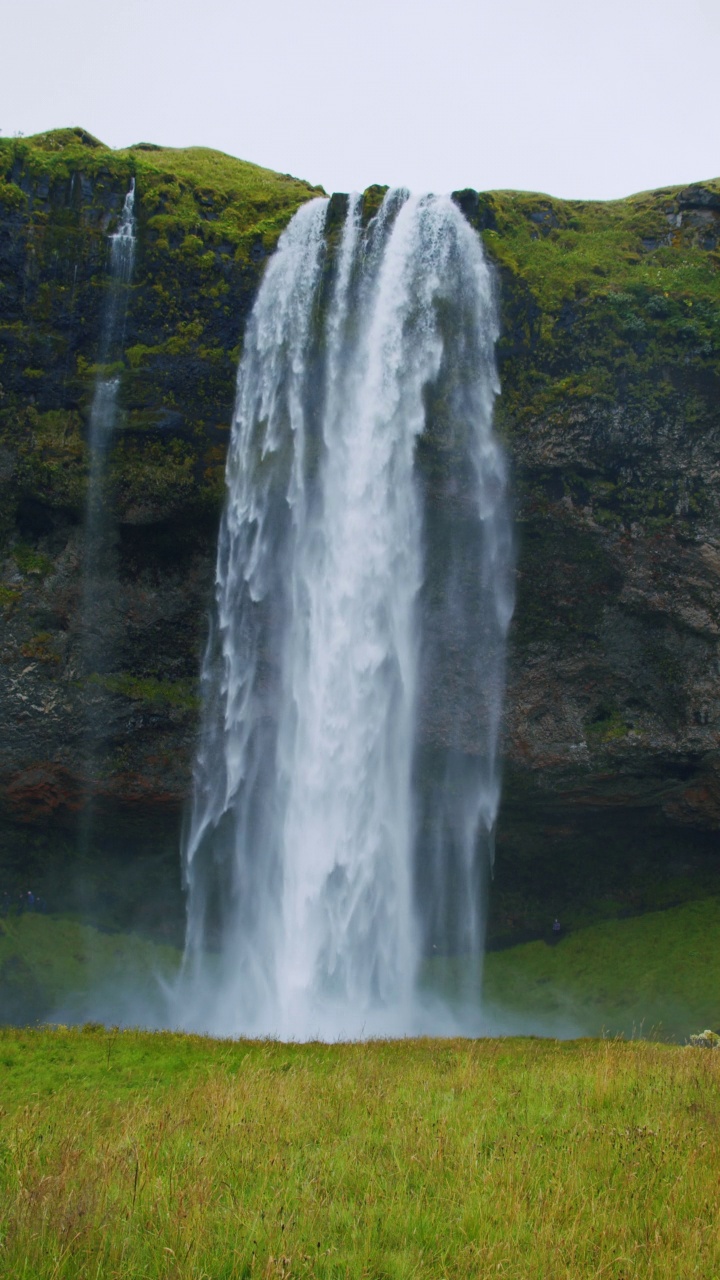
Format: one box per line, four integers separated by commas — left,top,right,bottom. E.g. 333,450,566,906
85,180,136,523
80,182,136,807
179,189,513,1038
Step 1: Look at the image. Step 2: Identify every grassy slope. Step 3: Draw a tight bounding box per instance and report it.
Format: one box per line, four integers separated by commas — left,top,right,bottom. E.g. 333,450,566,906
0,912,178,1027
3,900,720,1040
0,127,323,245
488,181,720,311
485,179,720,427
482,897,720,1040
2,1029,720,1277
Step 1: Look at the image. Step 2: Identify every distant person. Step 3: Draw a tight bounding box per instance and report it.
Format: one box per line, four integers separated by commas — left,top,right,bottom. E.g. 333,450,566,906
550,917,562,946
27,890,35,910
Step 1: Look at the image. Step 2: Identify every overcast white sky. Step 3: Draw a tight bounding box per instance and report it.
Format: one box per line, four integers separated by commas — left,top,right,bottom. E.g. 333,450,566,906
2,0,717,199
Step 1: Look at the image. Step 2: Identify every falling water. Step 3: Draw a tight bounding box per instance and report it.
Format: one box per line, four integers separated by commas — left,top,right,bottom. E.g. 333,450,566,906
80,182,136,803
179,190,513,1038
84,180,136,537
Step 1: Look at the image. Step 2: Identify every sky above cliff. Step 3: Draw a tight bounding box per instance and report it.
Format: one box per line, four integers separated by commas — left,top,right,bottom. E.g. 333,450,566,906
3,0,717,199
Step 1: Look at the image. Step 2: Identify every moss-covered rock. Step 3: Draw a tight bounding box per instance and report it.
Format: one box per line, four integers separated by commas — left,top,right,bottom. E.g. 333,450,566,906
0,129,323,853
0,126,323,520
446,180,720,938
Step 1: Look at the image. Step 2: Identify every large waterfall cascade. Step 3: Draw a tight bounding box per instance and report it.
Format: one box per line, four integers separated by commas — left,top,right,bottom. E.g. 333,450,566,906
179,189,513,1038
80,182,137,792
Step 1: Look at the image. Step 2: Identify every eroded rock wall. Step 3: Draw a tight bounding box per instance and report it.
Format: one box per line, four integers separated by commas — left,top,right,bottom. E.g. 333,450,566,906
465,182,720,937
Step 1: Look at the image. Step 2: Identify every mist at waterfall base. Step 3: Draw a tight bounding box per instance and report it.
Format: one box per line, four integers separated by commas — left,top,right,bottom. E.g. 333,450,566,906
151,189,513,1041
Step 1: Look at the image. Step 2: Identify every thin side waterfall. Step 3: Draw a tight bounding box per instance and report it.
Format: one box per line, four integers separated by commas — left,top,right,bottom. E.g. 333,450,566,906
178,190,513,1038
87,180,136,470
80,182,136,811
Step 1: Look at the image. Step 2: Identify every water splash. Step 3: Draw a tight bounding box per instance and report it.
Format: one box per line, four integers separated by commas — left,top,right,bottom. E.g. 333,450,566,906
179,190,513,1038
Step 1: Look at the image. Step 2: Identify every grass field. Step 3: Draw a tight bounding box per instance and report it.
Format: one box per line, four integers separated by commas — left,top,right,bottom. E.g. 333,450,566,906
3,906,720,1275
2,1029,720,1277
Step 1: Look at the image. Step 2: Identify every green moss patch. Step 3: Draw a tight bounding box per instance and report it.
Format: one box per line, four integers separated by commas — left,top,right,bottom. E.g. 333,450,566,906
12,541,56,578
0,407,87,515
87,671,199,711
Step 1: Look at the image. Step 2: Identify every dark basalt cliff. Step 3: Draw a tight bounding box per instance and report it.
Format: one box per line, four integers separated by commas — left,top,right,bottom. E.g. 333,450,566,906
1,129,719,942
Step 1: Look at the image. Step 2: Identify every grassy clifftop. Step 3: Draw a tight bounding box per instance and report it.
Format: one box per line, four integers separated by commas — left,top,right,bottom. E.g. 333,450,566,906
2,126,717,529
0,127,323,527
465,179,720,433
0,125,322,245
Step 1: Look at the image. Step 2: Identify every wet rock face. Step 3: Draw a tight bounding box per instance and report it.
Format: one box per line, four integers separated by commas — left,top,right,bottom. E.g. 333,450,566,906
0,513,213,823
1,135,720,937
503,398,720,817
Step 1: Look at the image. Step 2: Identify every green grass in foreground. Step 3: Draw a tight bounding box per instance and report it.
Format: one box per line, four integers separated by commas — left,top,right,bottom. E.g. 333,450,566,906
1,1030,720,1277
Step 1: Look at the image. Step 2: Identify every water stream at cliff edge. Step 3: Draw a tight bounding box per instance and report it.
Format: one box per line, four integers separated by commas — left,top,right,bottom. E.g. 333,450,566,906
84,180,136,543
79,181,136,830
178,191,513,1038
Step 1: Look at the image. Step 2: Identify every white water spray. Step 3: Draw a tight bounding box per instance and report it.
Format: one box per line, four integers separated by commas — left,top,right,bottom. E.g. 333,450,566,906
179,190,512,1038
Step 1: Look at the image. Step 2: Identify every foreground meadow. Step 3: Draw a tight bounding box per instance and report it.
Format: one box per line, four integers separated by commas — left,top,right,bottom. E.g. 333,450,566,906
1,1029,719,1278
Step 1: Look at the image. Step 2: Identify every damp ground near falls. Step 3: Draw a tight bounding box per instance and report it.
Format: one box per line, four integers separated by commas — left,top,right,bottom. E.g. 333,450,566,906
176,188,514,1040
